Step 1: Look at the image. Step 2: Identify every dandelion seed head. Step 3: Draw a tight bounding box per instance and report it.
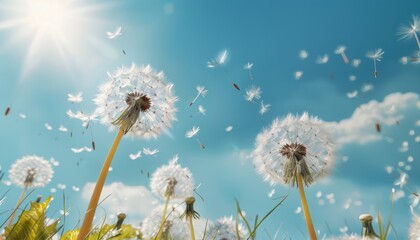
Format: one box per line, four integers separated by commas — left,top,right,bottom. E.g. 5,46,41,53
9,155,54,188
253,112,335,186
94,64,178,139
150,159,194,199
205,216,248,240
141,205,189,240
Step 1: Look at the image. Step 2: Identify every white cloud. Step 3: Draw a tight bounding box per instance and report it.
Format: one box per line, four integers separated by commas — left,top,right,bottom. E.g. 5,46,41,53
82,182,160,222
325,92,420,145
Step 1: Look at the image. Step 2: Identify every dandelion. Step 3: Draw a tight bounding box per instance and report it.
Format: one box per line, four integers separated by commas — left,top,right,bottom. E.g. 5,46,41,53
189,86,208,107
181,197,200,240
205,216,248,240
398,15,420,50
245,85,262,102
150,157,194,239
244,62,254,80
366,49,384,78
335,45,349,64
259,101,270,115
78,64,177,240
253,113,334,240
8,155,54,225
141,205,189,240
66,109,98,128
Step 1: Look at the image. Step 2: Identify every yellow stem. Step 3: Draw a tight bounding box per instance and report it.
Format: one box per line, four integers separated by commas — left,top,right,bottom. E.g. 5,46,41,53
8,186,27,226
188,215,196,240
77,129,124,240
155,196,170,240
297,169,317,240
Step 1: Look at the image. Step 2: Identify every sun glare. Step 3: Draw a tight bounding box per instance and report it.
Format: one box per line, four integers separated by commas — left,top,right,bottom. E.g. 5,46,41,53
0,0,109,81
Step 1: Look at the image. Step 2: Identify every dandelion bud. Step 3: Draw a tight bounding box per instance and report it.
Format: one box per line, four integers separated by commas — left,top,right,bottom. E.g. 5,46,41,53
36,195,42,203
181,196,200,220
359,214,379,239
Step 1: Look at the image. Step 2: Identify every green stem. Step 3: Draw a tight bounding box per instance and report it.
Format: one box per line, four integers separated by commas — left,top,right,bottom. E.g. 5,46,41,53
77,129,124,240
297,169,317,240
7,186,27,226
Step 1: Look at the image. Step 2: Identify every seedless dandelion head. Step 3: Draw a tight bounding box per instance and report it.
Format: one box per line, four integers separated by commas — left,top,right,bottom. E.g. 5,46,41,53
205,216,248,240
252,112,335,187
94,64,178,139
150,158,194,199
9,155,54,188
141,205,189,240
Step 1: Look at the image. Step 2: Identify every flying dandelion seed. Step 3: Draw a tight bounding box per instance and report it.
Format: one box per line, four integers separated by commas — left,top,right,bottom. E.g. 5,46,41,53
394,172,408,188
205,216,248,240
71,146,92,153
143,148,159,155
67,92,83,103
72,186,80,192
232,82,240,91
253,112,334,239
398,15,420,50
366,48,384,78
58,125,68,132
401,56,409,64
245,85,262,102
4,107,11,116
106,26,122,39
349,75,357,81
361,84,374,93
346,90,358,99
185,126,200,138
294,71,303,80
189,86,207,107
299,50,308,59
207,49,228,68
335,45,349,64
244,62,254,80
352,59,361,68
129,150,142,160
44,122,53,130
19,113,26,119
66,109,98,128
316,54,329,64
329,234,364,240
259,101,270,115
225,125,233,132
198,105,206,115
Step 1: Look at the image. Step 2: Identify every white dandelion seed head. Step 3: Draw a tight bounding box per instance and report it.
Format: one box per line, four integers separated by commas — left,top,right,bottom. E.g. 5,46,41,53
334,45,347,54
245,85,262,102
366,49,384,61
252,112,335,186
328,234,364,240
9,155,54,188
141,204,189,240
398,15,420,40
409,209,420,240
205,216,248,240
150,159,194,199
93,64,178,139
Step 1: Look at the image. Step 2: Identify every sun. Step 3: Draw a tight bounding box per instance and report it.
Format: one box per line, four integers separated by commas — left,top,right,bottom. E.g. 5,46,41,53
0,0,109,81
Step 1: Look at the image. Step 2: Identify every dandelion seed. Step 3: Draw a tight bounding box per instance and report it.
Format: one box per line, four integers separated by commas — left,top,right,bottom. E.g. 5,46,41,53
49,158,59,167
349,75,357,81
44,123,53,131
408,156,414,163
268,188,275,198
409,130,415,136
57,183,66,190
4,107,11,116
385,165,393,174
339,226,349,233
233,82,240,91
401,56,409,64
58,125,68,132
295,206,302,214
185,126,200,138
71,146,92,153
243,62,254,80
316,191,322,198
205,216,248,240
294,71,303,80
207,49,228,68
67,92,83,103
72,186,80,192
366,48,384,78
398,15,420,50
253,112,334,239
245,85,262,102
259,101,270,115
346,90,358,99
197,105,206,116
361,84,374,93
129,150,142,160
189,86,207,107
143,148,159,155
50,188,57,193
19,113,26,119
299,50,308,60
399,141,409,152
66,110,98,128
225,125,233,132
316,54,329,64
335,45,349,64
394,172,408,188
107,26,122,39
352,59,361,68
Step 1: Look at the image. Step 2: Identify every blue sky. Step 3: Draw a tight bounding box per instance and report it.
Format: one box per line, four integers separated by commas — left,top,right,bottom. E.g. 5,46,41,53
0,0,420,239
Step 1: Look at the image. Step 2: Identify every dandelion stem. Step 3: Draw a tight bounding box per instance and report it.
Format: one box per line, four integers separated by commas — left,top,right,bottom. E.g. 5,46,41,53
296,168,317,240
8,186,27,226
187,215,196,240
155,195,170,240
77,129,124,240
